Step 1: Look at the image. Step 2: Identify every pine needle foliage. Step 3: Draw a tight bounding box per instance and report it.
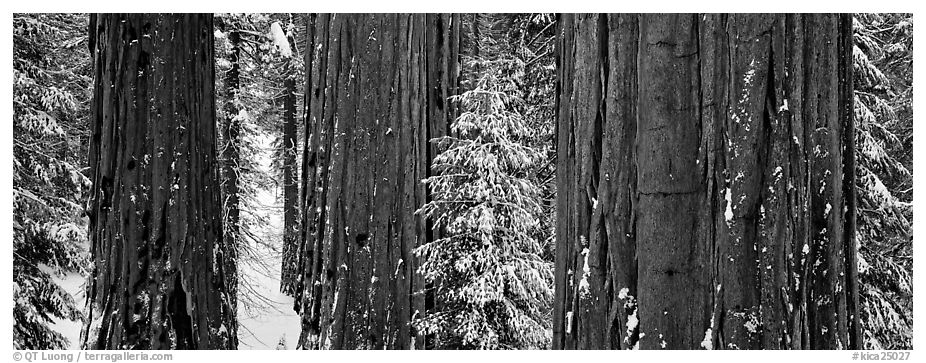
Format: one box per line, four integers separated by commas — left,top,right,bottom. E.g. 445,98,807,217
852,13,913,350
416,57,554,349
12,13,91,350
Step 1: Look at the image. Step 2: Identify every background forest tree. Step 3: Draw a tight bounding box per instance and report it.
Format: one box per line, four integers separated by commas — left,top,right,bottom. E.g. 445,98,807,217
10,12,913,351
213,12,306,313
416,57,552,350
409,14,557,350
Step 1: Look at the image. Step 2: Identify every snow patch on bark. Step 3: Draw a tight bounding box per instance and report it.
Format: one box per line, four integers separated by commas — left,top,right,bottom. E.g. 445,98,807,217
578,248,591,295
724,187,734,222
618,287,639,348
744,312,760,333
565,311,573,334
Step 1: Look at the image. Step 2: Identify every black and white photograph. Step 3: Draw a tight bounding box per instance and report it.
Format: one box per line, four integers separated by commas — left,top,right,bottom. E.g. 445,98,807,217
3,3,917,359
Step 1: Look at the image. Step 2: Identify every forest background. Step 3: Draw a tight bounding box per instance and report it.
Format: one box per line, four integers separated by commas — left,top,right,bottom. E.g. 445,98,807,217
10,12,912,350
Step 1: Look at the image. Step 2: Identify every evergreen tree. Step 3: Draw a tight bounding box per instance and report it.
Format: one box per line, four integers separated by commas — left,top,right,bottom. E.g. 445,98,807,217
852,13,913,350
417,57,553,349
12,13,91,350
216,13,243,316
502,14,557,261
273,14,303,296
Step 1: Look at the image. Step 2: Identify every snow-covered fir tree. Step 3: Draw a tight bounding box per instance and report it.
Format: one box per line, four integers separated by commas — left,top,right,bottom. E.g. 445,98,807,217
852,13,913,350
416,56,553,349
12,13,90,350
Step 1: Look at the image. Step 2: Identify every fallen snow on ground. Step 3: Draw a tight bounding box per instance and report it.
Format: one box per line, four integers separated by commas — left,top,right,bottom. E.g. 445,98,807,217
49,270,85,350
236,234,302,350
235,132,302,350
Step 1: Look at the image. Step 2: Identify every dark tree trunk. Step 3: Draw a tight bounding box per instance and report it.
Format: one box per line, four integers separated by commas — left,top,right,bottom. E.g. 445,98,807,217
294,13,459,350
219,25,241,311
83,13,237,350
553,13,858,350
280,22,300,296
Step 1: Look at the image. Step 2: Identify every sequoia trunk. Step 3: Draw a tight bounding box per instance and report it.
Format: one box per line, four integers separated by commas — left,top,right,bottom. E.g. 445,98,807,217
553,13,858,350
83,13,237,349
294,13,460,349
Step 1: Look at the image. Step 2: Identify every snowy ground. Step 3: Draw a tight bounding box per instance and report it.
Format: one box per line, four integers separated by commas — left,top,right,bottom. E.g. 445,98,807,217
49,270,84,349
235,132,302,349
50,132,301,350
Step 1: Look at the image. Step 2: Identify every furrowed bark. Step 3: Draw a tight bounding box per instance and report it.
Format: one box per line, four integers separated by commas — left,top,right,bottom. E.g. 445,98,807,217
295,13,460,350
83,13,237,350
554,13,858,350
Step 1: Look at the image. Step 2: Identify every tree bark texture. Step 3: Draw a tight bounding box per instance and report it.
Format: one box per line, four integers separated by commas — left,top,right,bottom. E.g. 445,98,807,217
83,13,237,350
294,13,460,350
553,13,858,350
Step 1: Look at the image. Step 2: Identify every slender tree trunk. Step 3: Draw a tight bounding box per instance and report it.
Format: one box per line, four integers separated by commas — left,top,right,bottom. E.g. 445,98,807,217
294,13,460,350
280,22,300,296
553,13,858,350
219,25,241,311
83,13,237,350
294,13,317,320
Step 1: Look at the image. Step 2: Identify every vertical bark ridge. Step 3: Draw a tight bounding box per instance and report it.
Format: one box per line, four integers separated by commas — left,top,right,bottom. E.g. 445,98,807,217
602,13,640,350
552,13,576,350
